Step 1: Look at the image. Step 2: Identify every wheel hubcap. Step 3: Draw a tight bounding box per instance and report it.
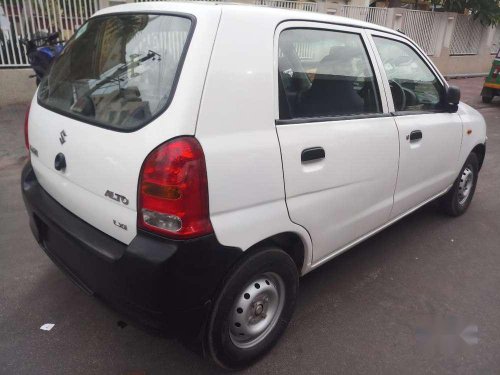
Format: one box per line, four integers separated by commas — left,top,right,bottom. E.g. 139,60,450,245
458,166,474,205
229,272,285,349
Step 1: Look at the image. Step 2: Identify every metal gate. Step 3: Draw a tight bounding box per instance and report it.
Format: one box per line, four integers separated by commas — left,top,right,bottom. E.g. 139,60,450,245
401,9,446,56
340,5,388,27
450,14,485,55
0,0,99,67
135,0,318,12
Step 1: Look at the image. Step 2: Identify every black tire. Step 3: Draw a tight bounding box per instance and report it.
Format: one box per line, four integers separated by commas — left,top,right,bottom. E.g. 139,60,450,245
482,96,493,104
440,153,479,216
205,247,298,370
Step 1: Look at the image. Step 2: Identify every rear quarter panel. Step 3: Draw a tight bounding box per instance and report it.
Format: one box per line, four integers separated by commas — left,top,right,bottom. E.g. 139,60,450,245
195,7,312,271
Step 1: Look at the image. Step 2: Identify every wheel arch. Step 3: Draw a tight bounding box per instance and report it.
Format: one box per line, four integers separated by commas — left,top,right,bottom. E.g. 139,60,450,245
242,232,307,275
471,143,486,171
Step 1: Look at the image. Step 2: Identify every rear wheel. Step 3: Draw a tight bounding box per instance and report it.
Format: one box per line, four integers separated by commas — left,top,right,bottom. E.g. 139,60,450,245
440,153,479,216
482,96,493,104
205,247,298,370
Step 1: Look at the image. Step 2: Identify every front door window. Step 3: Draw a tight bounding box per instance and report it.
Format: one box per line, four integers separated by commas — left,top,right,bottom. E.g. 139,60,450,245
373,36,444,112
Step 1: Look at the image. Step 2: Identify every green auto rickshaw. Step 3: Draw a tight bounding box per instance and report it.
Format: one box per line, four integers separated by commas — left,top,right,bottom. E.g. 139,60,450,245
481,48,500,103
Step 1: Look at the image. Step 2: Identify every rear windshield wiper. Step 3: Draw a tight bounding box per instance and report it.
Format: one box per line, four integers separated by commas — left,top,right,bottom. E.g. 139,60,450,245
76,50,161,100
68,50,161,115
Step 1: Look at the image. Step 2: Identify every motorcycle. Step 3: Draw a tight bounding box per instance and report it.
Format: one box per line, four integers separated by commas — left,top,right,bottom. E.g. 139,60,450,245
20,31,64,85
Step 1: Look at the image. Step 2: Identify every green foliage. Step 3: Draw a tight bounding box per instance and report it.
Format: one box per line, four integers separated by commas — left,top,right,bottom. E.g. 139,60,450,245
442,0,500,26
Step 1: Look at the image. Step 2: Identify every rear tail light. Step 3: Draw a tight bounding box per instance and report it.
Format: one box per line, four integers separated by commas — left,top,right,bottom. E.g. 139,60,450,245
24,103,31,150
138,137,213,239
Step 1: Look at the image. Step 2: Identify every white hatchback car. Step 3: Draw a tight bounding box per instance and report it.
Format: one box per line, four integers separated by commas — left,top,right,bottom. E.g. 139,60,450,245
22,2,486,369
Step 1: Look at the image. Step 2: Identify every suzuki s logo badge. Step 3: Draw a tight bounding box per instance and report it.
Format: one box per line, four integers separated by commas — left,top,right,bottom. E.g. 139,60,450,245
59,130,67,145
105,190,129,205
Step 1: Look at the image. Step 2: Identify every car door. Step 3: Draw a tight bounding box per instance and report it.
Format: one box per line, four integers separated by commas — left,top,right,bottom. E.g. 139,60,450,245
367,32,463,218
275,22,399,265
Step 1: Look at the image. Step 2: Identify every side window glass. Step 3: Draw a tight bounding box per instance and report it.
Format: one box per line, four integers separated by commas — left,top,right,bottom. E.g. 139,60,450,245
278,29,381,120
373,36,444,112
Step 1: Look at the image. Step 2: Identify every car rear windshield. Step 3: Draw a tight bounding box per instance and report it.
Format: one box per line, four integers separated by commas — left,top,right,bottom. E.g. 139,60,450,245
38,14,192,131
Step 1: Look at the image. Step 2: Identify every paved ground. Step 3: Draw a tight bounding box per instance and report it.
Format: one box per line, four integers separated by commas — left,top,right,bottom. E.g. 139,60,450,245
1,78,499,374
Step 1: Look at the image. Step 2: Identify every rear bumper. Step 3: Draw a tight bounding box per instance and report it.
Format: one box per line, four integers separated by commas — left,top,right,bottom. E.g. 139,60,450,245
21,161,242,338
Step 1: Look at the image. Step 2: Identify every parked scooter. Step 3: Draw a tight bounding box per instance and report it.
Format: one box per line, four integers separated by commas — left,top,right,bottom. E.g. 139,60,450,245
20,31,64,85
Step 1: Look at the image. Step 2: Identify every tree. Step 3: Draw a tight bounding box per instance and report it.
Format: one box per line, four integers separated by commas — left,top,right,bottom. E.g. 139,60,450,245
388,0,402,7
441,0,500,26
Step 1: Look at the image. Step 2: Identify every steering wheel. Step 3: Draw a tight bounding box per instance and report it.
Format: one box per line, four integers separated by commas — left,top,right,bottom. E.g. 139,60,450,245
389,79,406,111
402,87,418,107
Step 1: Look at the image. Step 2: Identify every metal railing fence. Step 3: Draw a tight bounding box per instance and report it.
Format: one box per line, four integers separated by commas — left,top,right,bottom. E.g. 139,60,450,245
136,0,317,11
401,9,446,56
1,1,498,67
339,5,388,27
0,0,99,67
450,14,484,55
135,0,221,2
489,26,500,54
255,0,317,12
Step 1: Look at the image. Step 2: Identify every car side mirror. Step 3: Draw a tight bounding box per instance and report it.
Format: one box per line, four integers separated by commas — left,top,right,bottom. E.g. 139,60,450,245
445,86,460,113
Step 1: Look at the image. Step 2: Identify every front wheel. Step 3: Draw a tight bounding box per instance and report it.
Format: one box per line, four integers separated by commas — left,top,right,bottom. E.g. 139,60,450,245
205,247,298,370
440,153,479,216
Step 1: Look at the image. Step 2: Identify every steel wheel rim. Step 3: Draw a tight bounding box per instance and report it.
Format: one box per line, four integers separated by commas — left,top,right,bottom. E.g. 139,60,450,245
458,166,474,205
229,272,285,349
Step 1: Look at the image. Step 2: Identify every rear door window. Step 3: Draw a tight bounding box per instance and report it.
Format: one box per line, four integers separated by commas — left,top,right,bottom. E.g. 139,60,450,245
38,14,193,131
278,28,381,120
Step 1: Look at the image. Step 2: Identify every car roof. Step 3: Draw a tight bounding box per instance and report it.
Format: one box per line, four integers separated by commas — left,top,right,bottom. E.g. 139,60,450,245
95,1,401,38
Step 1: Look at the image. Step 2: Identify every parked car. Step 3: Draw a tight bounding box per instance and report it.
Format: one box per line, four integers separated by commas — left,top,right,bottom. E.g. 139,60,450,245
22,2,487,369
481,47,500,103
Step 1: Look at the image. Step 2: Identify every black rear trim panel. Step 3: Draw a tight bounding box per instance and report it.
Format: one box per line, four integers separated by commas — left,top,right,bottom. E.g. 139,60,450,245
22,161,242,337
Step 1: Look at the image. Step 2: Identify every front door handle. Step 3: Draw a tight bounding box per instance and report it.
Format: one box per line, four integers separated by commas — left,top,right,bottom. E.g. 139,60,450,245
409,130,423,142
301,147,325,163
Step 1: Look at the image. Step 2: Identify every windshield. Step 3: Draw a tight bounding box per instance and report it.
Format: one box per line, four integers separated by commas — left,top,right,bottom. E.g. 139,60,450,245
38,14,193,131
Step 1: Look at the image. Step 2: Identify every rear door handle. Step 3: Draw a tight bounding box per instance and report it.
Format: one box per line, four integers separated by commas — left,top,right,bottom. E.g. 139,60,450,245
301,147,325,163
409,130,423,142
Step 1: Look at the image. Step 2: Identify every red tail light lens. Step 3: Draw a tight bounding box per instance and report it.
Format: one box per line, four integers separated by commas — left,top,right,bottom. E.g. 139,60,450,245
138,137,213,239
24,103,31,150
